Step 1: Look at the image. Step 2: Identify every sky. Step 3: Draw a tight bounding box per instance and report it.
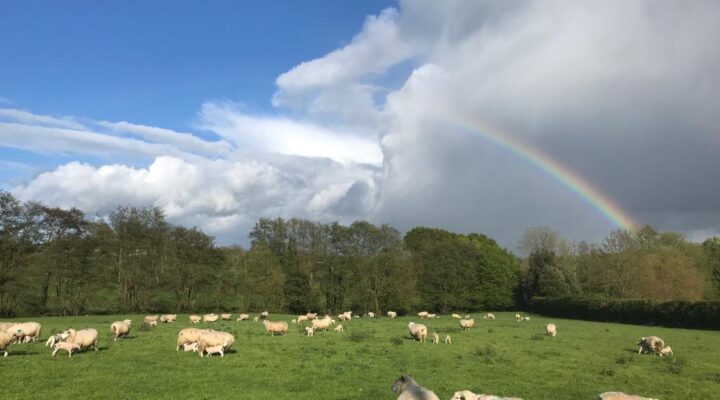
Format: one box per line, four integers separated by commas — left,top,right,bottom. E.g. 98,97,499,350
1,0,719,249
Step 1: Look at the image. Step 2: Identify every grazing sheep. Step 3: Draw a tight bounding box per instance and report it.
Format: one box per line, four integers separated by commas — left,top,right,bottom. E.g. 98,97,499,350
546,323,557,337
60,328,98,352
144,315,159,325
260,311,269,319
483,313,495,320
452,313,462,319
312,316,333,331
367,312,375,318
339,312,352,321
111,321,131,341
408,322,428,342
160,314,177,323
637,336,665,355
334,325,344,332
203,344,225,358
391,375,439,400
515,314,522,321
197,331,235,357
0,331,13,357
598,393,658,400
202,313,219,323
306,312,318,320
189,315,202,324
660,346,673,356
46,333,64,348
0,322,15,333
432,332,439,344
236,313,250,321
387,311,397,319
8,322,42,342
460,318,475,331
221,313,231,321
52,342,81,357
183,342,198,352
418,311,429,319
305,327,314,337
176,328,210,351
297,315,309,323
445,335,452,344
262,320,289,336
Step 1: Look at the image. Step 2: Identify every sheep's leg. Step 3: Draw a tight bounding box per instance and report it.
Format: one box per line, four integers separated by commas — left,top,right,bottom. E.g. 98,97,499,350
3,351,7,357
52,348,59,357
68,350,72,358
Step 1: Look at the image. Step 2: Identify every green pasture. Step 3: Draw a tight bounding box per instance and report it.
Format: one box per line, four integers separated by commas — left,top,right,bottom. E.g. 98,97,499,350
1,313,718,399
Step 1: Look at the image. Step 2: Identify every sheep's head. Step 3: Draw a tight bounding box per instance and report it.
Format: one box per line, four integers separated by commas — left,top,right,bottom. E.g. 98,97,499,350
451,390,477,400
391,375,416,394
60,329,75,340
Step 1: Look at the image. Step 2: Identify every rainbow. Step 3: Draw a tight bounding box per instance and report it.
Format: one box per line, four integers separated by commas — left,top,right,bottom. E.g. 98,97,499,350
453,119,639,230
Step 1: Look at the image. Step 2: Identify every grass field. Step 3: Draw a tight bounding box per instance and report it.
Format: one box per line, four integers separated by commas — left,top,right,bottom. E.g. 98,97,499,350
2,312,718,399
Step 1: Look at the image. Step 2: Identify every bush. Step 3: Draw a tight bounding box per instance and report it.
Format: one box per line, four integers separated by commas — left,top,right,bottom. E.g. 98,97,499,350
527,297,720,330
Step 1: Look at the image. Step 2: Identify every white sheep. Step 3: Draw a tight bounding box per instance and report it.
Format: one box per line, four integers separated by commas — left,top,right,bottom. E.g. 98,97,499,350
111,320,131,341
367,312,375,318
450,391,524,400
306,312,318,320
524,317,530,321
418,311,429,319
176,328,210,351
60,328,98,352
203,344,225,357
260,311,269,319
253,316,259,322
202,313,219,323
236,313,250,321
515,314,522,321
427,313,438,319
291,319,297,324
312,316,333,331
387,311,397,319
197,331,235,357
45,333,63,348
334,325,344,332
0,322,15,333
408,322,428,342
483,313,495,320
452,313,462,319
660,346,673,356
391,375,439,400
339,312,352,321
7,321,42,342
144,315,159,325
160,314,177,323
305,327,314,337
546,323,557,337
52,342,81,357
189,315,202,324
183,342,198,352
220,313,232,321
637,336,665,355
432,332,439,344
460,318,475,331
0,331,13,357
445,335,452,344
262,320,289,336
297,315,309,323
597,392,658,400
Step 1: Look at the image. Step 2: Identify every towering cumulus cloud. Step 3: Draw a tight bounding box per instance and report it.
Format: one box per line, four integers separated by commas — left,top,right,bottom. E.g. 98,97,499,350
5,0,720,245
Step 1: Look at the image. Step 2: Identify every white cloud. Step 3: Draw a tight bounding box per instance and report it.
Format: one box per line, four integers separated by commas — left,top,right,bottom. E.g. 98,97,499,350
0,108,87,130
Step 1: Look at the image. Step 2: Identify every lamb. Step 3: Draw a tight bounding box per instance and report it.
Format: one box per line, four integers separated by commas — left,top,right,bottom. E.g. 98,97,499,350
515,314,522,321
450,391,524,400
46,333,64,348
427,313,438,319
291,319,297,324
297,315,309,323
432,332,439,344
236,313,250,321
387,311,397,319
445,335,452,344
221,313,232,321
260,311,269,319
176,328,210,351
306,312,318,320
334,325,344,332
312,316,333,331
524,317,530,321
408,322,428,342
460,318,475,331
418,311,429,319
483,313,495,320
262,320,289,336
203,344,225,357
391,375,439,400
660,346,673,356
7,321,42,342
597,392,658,400
546,323,557,337
144,315,159,325
183,342,198,352
60,328,98,352
202,313,219,323
0,331,13,357
52,341,81,357
305,327,314,337
111,320,131,341
197,331,235,357
189,315,202,324
637,336,665,355
452,313,462,319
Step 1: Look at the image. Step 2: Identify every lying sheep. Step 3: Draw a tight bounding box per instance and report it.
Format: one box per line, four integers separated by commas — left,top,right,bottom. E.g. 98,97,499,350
262,320,289,336
202,313,219,323
334,325,344,332
197,331,235,357
460,318,475,331
8,321,42,342
236,313,250,321
546,323,557,337
183,342,198,352
176,328,210,351
260,311,269,319
52,342,81,357
387,311,397,319
61,328,98,352
597,392,658,400
452,313,462,319
450,391,524,400
305,327,314,337
483,313,495,320
445,335,452,344
432,332,439,344
203,344,225,358
391,375,439,400
221,313,232,321
0,331,13,357
408,322,428,342
111,320,131,341
637,336,665,355
189,315,202,324
660,346,673,356
418,311,429,319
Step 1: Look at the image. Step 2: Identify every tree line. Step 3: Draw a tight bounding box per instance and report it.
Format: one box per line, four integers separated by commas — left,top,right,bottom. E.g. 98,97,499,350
1,190,718,317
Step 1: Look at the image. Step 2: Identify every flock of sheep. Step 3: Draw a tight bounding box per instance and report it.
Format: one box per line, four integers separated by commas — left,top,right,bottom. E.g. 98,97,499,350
0,311,673,399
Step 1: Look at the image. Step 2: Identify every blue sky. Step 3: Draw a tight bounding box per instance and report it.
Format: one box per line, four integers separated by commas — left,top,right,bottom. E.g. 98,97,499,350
1,1,718,247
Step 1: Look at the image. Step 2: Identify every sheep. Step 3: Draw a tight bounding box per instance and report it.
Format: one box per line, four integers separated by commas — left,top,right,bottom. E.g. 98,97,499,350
197,331,235,357
52,341,81,357
176,328,210,351
546,323,557,337
262,320,289,336
306,312,318,320
260,311,269,319
236,313,250,321
0,322,16,333
460,318,475,331
311,316,333,331
305,327,314,337
334,325,344,332
660,346,673,356
221,313,232,321
144,315,159,325
8,321,42,342
428,313,439,319
418,311,429,319
339,312,352,321
391,375,439,400
203,344,225,357
452,313,462,319
597,393,658,400
291,319,297,324
445,335,452,344
0,331,13,357
46,333,64,348
111,320,131,341
637,336,665,355
450,391,524,400
515,314,522,321
159,314,175,323
432,332,439,344
183,342,198,352
189,315,202,324
202,313,219,323
60,328,98,352
387,311,397,319
253,316,259,322
483,313,495,320
408,322,428,342
524,317,530,321
297,315,309,323
367,312,375,318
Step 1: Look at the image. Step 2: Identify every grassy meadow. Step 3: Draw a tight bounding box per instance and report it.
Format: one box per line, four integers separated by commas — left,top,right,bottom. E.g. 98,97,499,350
1,312,718,399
